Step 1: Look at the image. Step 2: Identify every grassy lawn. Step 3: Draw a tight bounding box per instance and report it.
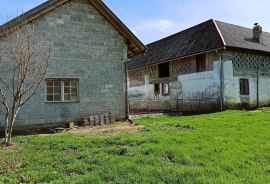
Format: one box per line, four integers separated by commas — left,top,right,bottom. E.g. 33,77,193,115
0,110,270,183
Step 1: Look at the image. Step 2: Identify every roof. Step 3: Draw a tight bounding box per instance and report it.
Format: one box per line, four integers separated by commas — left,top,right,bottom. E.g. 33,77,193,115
0,0,145,57
215,20,270,53
128,19,270,70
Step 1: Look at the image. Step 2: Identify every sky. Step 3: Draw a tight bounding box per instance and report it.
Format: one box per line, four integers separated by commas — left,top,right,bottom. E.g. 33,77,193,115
0,0,269,44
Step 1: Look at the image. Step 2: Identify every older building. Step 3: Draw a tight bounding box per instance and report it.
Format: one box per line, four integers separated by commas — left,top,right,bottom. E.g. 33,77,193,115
127,19,270,113
0,0,145,129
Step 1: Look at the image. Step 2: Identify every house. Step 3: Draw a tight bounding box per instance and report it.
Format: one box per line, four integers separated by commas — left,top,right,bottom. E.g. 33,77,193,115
0,0,145,129
127,19,270,113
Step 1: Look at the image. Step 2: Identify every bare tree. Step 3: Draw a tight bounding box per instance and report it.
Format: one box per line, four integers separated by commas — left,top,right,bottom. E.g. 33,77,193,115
0,25,51,146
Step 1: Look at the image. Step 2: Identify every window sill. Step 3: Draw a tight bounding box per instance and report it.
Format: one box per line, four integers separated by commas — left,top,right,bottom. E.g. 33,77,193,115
45,101,80,103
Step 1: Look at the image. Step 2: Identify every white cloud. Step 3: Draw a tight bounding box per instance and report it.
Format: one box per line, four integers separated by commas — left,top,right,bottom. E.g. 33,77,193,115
134,19,177,32
129,0,270,44
131,19,182,44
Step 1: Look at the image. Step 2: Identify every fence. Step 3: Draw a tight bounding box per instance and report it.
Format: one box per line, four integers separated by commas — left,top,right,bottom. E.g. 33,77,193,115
177,98,220,114
129,97,221,115
129,100,175,114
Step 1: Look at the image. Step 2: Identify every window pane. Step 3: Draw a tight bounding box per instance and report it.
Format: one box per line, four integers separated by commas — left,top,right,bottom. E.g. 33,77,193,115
54,80,61,86
47,95,53,101
71,93,78,101
54,94,61,101
64,87,70,93
54,87,61,94
47,87,53,94
64,94,71,101
64,80,70,86
70,87,77,94
47,80,53,86
71,80,78,86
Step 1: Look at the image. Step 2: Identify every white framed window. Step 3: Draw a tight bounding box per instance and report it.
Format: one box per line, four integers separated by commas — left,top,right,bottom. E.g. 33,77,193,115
46,79,79,102
162,83,170,96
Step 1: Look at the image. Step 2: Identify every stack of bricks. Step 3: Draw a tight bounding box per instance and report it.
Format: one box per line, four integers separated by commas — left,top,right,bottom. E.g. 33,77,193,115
79,113,116,127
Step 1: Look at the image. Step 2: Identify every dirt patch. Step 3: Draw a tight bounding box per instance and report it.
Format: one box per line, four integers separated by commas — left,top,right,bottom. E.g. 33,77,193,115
69,122,144,137
0,156,6,169
1,143,19,151
129,113,164,119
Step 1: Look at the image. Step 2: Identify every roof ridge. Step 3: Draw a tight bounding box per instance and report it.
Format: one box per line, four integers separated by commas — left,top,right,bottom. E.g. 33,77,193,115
145,19,215,46
212,19,226,46
0,0,68,29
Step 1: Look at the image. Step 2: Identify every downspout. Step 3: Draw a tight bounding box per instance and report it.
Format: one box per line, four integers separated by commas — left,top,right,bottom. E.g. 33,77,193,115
124,62,133,124
219,48,226,111
256,66,259,108
213,19,226,111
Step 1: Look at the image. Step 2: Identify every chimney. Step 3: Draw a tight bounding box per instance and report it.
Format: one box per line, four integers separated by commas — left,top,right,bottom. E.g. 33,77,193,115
253,23,263,43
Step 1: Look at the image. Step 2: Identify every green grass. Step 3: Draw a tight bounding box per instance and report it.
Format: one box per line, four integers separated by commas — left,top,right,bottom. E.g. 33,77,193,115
0,110,270,183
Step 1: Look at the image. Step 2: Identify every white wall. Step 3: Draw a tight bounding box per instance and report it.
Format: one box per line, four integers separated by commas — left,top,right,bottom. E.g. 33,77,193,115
128,56,270,111
224,60,270,107
178,61,221,99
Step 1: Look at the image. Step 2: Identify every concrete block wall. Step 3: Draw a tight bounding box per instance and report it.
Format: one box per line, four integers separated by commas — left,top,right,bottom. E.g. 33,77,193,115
0,0,128,128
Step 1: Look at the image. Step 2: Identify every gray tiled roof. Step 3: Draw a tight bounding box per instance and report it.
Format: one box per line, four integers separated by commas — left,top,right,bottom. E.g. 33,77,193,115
215,20,270,53
128,19,270,70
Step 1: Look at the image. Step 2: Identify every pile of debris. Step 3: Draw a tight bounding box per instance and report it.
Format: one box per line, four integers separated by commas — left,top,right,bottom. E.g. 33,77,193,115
79,113,116,127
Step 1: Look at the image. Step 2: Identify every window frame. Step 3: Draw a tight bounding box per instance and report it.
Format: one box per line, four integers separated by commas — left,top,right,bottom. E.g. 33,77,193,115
45,79,79,103
239,78,249,96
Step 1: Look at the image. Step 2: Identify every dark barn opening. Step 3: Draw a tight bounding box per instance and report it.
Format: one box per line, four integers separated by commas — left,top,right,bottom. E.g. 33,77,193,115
158,62,170,78
154,84,160,94
196,54,206,72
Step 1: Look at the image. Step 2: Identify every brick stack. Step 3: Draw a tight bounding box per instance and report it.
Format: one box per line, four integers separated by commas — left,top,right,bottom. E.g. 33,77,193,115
79,113,116,127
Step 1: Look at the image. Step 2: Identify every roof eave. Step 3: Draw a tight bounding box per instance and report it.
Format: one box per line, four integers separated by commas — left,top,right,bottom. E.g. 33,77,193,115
226,46,270,55
128,47,226,70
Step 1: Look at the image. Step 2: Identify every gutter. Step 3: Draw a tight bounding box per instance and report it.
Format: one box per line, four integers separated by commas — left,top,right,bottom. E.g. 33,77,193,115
256,66,259,108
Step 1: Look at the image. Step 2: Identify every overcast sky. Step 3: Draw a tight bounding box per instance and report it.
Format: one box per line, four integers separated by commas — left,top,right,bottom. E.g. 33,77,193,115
0,0,269,44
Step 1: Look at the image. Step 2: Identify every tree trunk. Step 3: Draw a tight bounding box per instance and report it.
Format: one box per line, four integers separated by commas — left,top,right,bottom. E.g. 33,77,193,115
5,121,14,146
3,116,9,146
5,108,20,146
4,132,8,146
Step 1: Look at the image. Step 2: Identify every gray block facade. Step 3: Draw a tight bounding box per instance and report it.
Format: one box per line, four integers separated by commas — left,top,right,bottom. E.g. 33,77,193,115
0,0,128,128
